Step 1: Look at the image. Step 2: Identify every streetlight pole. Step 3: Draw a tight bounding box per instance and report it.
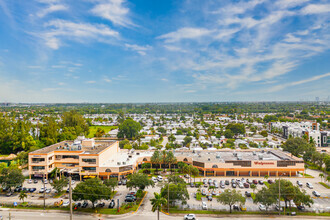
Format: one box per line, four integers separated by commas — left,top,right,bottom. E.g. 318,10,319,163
278,173,286,216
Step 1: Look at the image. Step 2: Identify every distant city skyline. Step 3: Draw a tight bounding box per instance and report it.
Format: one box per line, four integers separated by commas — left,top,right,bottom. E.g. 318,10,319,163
0,0,329,103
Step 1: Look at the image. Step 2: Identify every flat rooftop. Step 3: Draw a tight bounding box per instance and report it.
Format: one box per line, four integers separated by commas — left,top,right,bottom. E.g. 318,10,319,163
173,150,297,163
30,140,116,155
100,150,153,167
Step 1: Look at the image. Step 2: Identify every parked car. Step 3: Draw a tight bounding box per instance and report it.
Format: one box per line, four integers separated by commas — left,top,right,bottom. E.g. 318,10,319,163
312,191,320,197
29,188,36,193
297,205,305,211
202,202,207,210
96,202,105,208
184,214,196,220
109,200,115,208
203,184,208,188
201,189,206,196
14,186,22,192
232,183,237,188
275,204,283,211
33,179,38,184
233,205,239,211
296,181,303,187
253,180,258,184
62,201,70,207
306,182,313,189
193,193,196,198
45,189,51,193
214,183,219,188
43,179,48,184
126,195,136,201
157,176,163,182
220,183,225,189
66,188,70,193
259,204,266,211
125,197,134,203
6,192,13,197
207,195,212,201
268,180,273,184
82,201,88,208
239,183,244,188
203,179,207,184
28,179,32,184
245,191,251,197
39,187,45,193
190,183,194,188
128,191,136,196
118,181,122,185
225,180,229,185
243,183,249,188
258,180,264,185
71,180,75,185
240,204,247,211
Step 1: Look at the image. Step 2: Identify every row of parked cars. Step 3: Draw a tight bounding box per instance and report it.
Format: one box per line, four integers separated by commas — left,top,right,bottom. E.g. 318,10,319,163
124,191,137,203
197,178,272,189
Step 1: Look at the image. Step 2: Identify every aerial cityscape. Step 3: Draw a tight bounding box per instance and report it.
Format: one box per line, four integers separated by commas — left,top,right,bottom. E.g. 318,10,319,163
0,0,329,220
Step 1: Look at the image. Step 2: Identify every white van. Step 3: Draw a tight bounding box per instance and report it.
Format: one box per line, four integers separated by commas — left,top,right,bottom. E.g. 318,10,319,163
157,176,163,181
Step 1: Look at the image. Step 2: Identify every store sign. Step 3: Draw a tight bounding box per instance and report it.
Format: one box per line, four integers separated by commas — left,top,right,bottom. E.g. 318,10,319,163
254,162,274,165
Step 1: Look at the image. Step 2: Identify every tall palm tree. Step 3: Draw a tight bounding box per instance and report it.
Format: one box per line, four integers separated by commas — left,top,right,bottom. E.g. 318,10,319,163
319,173,324,182
151,192,167,220
161,150,167,172
166,151,177,174
19,191,27,203
151,150,161,174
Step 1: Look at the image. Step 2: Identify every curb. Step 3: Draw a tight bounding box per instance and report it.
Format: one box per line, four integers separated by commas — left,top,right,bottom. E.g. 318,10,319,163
131,191,148,214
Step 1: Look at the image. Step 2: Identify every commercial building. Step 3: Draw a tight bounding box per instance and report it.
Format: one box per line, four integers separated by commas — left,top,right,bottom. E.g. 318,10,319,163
29,138,304,180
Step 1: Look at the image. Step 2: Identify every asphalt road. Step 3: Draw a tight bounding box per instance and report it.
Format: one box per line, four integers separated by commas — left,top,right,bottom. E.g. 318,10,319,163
0,209,328,220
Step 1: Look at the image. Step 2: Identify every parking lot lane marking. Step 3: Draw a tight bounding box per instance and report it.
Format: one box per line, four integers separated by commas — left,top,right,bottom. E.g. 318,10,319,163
131,191,148,214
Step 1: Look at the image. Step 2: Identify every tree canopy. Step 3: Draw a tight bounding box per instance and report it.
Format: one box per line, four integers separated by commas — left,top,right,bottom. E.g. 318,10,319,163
217,189,246,213
117,118,142,139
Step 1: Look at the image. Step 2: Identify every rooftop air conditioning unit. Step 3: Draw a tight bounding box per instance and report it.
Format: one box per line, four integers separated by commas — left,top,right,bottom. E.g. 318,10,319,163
216,154,221,159
122,162,126,165
258,154,263,160
253,152,256,156
136,152,140,155
208,158,210,161
117,162,121,165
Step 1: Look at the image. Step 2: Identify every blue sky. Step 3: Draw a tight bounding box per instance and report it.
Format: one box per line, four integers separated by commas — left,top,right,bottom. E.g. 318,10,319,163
0,0,329,103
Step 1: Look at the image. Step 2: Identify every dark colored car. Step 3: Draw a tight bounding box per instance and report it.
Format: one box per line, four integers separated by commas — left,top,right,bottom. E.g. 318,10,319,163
126,195,136,201
245,191,251,197
190,183,194,188
207,195,212,201
268,180,273,184
74,202,81,209
34,179,38,184
225,180,229,185
122,180,127,185
109,200,115,208
29,188,36,193
297,205,305,211
253,180,258,184
258,180,264,185
66,188,70,193
195,183,199,187
96,202,105,208
125,197,134,203
233,205,239,211
82,201,88,208
243,183,249,188
14,186,22,192
118,181,122,185
22,187,28,192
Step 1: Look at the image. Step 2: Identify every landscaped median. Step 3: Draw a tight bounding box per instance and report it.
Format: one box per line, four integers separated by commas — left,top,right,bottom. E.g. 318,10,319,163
165,208,330,217
0,191,148,215
319,182,330,189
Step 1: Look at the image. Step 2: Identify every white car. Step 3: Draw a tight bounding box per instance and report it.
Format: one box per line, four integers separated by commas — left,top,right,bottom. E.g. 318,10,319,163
45,189,51,193
62,201,70,207
157,176,163,181
184,214,196,220
306,182,313,189
28,179,32,184
151,177,157,183
202,202,207,210
259,204,266,211
71,180,76,185
43,179,48,184
39,187,45,193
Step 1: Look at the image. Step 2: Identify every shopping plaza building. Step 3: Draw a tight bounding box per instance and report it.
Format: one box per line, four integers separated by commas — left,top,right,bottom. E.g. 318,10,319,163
28,138,305,180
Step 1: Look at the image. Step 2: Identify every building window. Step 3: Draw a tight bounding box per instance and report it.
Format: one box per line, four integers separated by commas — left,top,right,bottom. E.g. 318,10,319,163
82,158,96,164
62,163,79,167
143,158,148,161
183,158,188,162
82,167,96,172
32,166,45,171
212,165,218,168
62,155,79,159
105,169,112,172
48,156,53,161
32,158,45,162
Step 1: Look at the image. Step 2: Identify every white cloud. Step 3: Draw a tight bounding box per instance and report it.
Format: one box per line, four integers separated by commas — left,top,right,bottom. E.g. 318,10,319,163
85,80,96,84
161,78,168,82
90,0,134,27
157,27,213,43
37,4,68,17
163,45,187,53
124,43,151,55
284,34,301,43
275,0,310,9
42,19,119,49
103,77,112,83
268,72,330,92
301,4,330,14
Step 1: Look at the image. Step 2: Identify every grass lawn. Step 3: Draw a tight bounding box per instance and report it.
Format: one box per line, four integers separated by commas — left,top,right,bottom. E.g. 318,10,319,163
319,182,330,189
88,125,117,138
304,173,314,178
263,181,270,188
53,190,66,198
251,192,256,200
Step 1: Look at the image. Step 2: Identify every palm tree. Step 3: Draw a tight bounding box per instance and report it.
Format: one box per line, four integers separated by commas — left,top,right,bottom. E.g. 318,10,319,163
304,164,308,175
264,174,269,181
151,150,161,174
166,151,177,174
319,173,324,182
19,191,27,203
161,150,167,172
191,167,199,183
151,192,167,220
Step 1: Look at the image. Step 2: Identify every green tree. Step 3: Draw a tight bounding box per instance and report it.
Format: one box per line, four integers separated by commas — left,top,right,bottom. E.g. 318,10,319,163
123,143,132,149
250,184,256,193
117,118,142,139
168,134,176,143
61,110,89,138
225,123,245,136
119,139,130,148
160,182,189,206
254,187,277,212
165,151,177,173
19,190,27,203
151,150,162,173
183,136,192,147
141,163,151,174
72,178,111,208
217,189,246,213
103,178,118,192
292,186,313,209
282,137,315,157
319,173,324,182
94,128,105,137
50,177,68,194
224,129,234,138
126,173,154,190
16,151,28,166
191,167,199,183
0,167,25,191
263,115,278,123
151,192,167,220
260,130,268,137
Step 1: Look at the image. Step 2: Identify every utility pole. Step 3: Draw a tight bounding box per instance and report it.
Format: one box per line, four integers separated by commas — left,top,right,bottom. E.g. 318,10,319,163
167,182,169,213
69,175,73,220
278,173,286,216
43,173,46,210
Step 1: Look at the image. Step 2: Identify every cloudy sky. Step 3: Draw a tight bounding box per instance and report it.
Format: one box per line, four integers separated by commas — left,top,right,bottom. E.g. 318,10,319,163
0,0,329,103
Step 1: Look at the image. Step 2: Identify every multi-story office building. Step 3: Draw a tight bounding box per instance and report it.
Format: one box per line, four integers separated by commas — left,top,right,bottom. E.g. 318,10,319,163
29,138,305,180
